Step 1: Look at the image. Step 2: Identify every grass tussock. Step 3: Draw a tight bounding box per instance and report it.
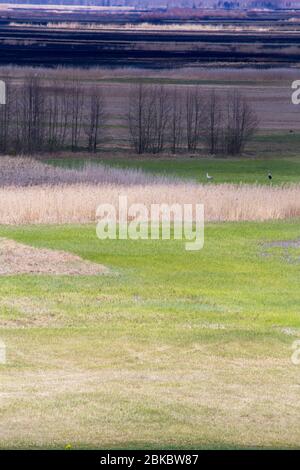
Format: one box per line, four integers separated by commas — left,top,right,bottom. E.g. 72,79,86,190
0,158,299,224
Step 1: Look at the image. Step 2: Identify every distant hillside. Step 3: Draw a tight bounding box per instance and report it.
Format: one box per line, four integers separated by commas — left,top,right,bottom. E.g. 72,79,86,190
3,1,300,10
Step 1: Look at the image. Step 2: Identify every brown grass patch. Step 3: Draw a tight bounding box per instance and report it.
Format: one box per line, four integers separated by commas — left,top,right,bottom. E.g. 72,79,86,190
0,158,299,224
0,238,108,275
0,157,169,187
0,182,299,225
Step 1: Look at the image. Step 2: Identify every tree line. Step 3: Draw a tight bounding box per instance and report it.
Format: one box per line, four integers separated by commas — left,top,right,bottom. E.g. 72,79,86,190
128,84,258,156
0,77,258,156
0,76,105,154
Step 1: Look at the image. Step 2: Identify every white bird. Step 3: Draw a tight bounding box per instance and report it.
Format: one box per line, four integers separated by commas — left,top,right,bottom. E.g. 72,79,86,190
206,172,213,181
268,172,272,181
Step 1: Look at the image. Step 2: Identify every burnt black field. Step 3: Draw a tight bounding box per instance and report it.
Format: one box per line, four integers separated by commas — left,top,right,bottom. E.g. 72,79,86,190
1,16,300,67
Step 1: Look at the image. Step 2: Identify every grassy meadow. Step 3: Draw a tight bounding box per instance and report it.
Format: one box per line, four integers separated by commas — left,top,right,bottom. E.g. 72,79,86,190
0,220,300,449
0,64,299,450
49,154,300,185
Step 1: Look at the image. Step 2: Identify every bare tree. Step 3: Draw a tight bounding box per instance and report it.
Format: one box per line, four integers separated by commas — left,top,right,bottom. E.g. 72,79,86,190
11,84,23,153
20,75,46,153
222,90,258,156
128,84,171,155
203,90,222,155
85,86,105,153
169,88,184,154
148,85,171,154
69,79,85,152
128,83,151,154
185,86,203,152
45,82,70,152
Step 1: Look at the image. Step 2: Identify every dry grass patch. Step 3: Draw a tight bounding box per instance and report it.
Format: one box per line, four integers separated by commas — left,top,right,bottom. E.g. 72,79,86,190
0,157,170,187
0,238,108,276
1,182,300,225
1,333,300,449
0,157,299,224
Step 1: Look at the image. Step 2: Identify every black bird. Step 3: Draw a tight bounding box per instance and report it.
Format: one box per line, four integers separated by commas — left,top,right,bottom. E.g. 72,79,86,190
268,172,272,181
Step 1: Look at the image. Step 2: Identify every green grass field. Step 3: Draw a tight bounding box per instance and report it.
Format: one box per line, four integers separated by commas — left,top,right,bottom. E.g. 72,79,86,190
48,155,300,185
1,220,300,449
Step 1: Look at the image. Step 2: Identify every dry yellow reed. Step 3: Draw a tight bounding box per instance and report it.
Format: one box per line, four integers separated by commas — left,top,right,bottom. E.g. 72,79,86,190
0,182,299,225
